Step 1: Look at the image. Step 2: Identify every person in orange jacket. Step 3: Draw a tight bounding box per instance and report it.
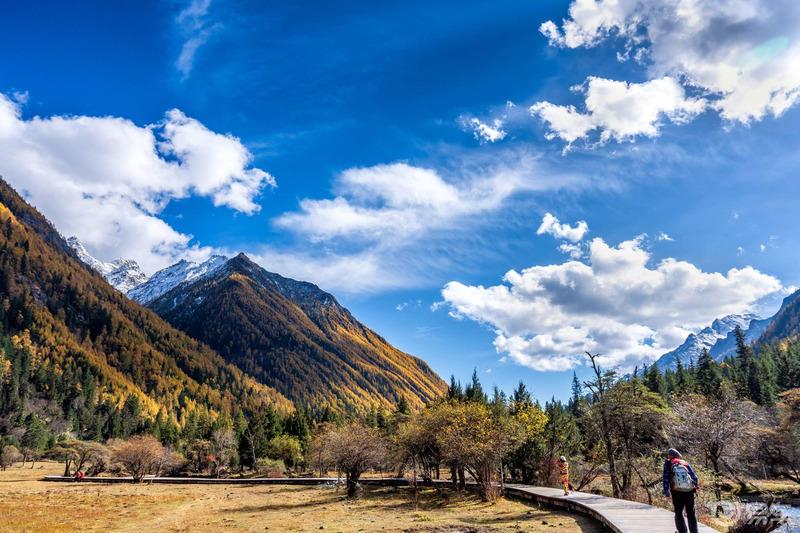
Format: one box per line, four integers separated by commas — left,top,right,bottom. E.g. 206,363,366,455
557,456,571,496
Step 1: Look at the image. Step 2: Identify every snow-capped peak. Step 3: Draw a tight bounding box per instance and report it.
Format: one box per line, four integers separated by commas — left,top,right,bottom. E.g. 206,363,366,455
654,313,761,370
67,237,148,294
127,254,228,304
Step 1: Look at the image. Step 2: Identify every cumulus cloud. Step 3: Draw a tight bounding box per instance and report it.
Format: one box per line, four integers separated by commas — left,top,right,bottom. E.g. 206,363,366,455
175,0,218,79
466,117,507,143
657,232,674,242
441,234,783,371
537,213,589,243
0,92,274,273
531,77,706,146
539,0,800,129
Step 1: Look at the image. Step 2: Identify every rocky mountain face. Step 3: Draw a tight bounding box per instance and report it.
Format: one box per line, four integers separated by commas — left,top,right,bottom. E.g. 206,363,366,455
148,253,447,412
66,237,147,293
758,289,800,345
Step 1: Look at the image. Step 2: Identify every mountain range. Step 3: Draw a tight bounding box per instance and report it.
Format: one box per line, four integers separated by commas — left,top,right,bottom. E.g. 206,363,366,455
654,290,800,370
65,208,446,412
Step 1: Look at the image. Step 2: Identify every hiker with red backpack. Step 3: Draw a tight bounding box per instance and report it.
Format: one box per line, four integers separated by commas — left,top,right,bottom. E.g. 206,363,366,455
663,448,699,533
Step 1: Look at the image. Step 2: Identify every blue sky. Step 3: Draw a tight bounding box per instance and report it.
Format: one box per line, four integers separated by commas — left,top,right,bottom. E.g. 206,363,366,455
2,0,799,401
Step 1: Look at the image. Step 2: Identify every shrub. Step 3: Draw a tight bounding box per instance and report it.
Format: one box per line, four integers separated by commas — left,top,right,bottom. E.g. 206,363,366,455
267,435,303,469
1,445,22,470
256,457,285,477
110,435,182,482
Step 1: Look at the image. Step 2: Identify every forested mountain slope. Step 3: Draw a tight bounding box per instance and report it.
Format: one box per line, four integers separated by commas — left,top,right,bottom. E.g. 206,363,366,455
759,289,800,346
0,178,292,440
149,254,447,412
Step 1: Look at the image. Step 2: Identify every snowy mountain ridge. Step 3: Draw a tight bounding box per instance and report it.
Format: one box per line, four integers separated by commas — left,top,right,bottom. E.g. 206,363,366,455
68,236,228,303
127,255,228,304
67,237,148,293
654,313,760,370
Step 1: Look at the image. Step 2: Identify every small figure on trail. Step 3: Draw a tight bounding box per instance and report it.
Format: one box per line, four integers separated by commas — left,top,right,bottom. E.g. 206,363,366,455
558,456,570,496
663,448,699,533
74,470,85,482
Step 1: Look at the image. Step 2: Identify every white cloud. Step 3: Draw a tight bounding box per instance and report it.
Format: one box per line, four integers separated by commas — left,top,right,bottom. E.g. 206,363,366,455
466,117,507,143
0,92,274,273
558,242,584,259
275,160,545,245
760,244,766,253
657,232,674,242
441,234,783,371
738,246,745,256
540,0,800,126
537,212,589,243
175,0,217,79
531,77,706,146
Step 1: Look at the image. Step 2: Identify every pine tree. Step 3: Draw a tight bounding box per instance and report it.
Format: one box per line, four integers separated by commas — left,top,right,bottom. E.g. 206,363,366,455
771,341,800,393
645,364,666,397
746,357,763,404
395,396,411,415
675,357,692,394
734,326,756,398
512,381,533,411
464,368,486,403
568,372,584,416
120,394,142,437
695,348,722,397
756,348,777,406
447,375,464,401
20,413,48,463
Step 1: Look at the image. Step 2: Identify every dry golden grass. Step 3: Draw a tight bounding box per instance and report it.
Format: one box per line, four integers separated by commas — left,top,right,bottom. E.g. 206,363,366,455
0,463,602,532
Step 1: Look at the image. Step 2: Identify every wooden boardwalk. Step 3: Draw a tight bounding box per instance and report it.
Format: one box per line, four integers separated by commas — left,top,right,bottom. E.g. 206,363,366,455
505,484,718,533
43,476,719,532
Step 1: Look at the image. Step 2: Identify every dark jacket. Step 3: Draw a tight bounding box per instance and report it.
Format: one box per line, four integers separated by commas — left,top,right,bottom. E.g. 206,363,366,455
662,458,698,496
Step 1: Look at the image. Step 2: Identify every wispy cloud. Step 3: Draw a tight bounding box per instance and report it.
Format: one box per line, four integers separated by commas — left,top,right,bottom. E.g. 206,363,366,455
260,148,593,294
175,0,218,80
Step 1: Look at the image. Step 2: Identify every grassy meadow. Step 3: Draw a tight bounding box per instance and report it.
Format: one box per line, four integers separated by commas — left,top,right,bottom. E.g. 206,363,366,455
0,462,603,533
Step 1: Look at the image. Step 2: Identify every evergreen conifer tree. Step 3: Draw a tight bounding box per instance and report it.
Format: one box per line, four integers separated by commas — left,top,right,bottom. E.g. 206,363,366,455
695,348,722,397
